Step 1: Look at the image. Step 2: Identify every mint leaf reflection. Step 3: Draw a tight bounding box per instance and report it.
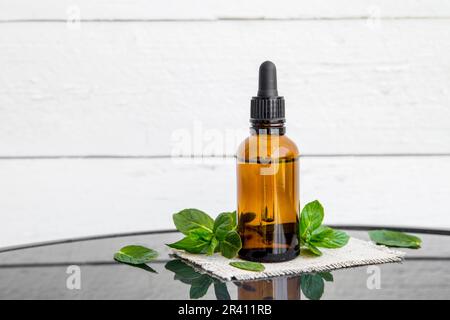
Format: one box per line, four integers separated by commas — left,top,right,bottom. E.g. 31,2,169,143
190,274,213,299
165,259,230,300
300,272,333,300
116,261,157,273
214,282,231,300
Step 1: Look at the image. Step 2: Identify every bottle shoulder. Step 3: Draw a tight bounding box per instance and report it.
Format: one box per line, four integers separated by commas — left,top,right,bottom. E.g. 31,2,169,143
237,134,300,160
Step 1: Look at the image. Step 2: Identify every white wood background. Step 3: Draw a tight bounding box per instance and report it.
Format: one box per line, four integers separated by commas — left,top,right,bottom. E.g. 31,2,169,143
1,0,450,247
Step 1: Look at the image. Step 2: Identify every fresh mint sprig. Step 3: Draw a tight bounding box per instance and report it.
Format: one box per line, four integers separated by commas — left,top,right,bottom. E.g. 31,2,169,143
300,200,350,256
167,209,242,259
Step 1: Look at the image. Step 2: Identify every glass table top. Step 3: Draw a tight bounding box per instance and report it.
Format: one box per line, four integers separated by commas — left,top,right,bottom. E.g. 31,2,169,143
0,228,449,300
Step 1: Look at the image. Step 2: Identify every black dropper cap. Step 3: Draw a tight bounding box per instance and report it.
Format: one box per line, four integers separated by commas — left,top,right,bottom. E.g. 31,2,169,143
251,61,285,127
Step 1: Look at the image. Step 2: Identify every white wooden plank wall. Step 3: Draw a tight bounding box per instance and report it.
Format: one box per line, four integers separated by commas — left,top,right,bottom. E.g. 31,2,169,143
0,0,449,247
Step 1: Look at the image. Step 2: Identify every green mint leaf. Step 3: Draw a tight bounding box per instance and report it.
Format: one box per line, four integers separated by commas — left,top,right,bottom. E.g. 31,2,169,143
311,225,333,239
369,230,422,249
214,212,237,241
300,274,325,300
220,231,242,259
113,245,158,265
318,272,334,282
167,236,210,254
188,228,213,242
190,274,213,299
206,236,219,255
303,243,322,256
300,200,324,240
311,227,350,248
229,261,265,272
173,208,214,235
229,211,237,227
213,282,231,300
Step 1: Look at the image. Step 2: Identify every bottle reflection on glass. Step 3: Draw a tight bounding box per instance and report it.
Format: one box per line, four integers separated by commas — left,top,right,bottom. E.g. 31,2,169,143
237,276,301,300
166,260,333,301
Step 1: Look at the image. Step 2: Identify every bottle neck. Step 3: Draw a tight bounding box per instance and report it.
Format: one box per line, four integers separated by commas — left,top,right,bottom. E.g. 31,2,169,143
250,120,285,135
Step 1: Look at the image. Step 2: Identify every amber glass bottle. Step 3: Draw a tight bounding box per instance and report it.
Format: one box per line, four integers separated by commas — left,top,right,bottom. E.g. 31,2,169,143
237,61,300,262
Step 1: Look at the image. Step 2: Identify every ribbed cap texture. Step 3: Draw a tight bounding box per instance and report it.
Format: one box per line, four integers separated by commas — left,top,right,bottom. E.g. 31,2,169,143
250,97,285,121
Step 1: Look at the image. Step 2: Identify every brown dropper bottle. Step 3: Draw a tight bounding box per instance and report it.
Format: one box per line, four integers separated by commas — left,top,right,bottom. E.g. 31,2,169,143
236,61,300,262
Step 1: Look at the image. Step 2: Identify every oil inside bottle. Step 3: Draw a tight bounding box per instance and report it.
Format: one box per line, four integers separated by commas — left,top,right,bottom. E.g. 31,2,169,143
237,155,299,262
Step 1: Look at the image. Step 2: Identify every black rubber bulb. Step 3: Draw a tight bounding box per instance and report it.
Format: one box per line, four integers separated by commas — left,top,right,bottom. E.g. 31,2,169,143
257,61,278,97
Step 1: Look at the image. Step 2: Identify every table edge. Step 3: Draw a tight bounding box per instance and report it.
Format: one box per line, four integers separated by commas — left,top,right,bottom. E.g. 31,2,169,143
1,225,449,254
